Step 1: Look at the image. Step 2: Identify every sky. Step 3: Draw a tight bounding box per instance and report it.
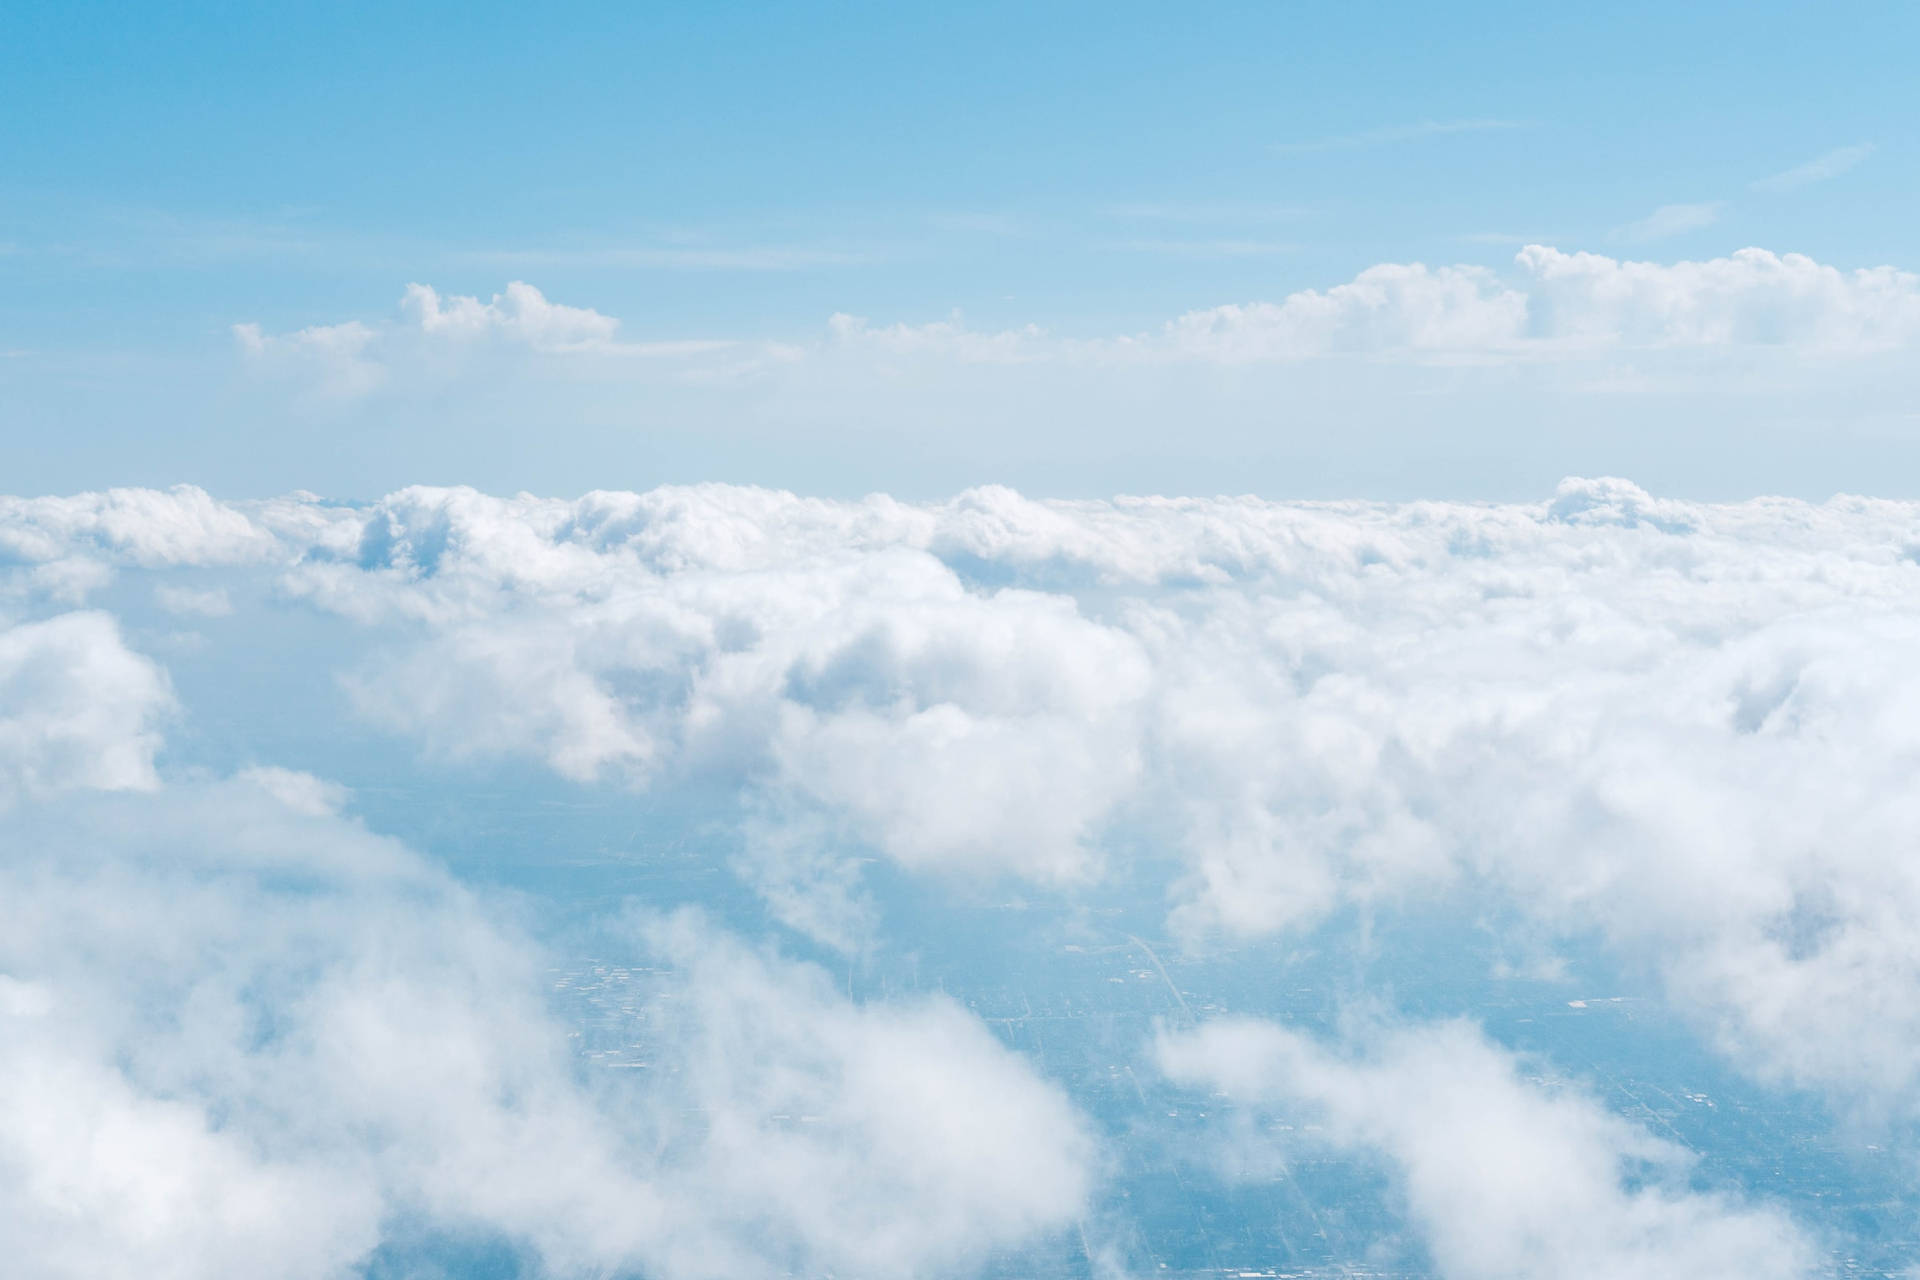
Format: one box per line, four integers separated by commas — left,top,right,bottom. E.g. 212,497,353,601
5,0,1920,498
10,8,1920,1280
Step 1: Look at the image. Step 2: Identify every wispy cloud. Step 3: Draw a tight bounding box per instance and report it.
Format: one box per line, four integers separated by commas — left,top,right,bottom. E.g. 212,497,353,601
1752,142,1875,193
1272,118,1523,154
1614,201,1722,243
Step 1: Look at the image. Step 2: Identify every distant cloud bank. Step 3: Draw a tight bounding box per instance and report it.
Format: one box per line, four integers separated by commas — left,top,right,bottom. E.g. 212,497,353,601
235,245,1920,399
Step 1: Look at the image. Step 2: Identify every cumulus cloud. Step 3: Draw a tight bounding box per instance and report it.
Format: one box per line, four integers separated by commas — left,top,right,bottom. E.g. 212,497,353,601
1516,245,1920,351
0,612,171,804
12,477,1920,1135
228,243,1920,399
1159,245,1920,361
400,280,622,351
818,245,1920,363
234,282,747,397
0,611,1099,1278
1156,260,1527,362
1156,1016,1816,1279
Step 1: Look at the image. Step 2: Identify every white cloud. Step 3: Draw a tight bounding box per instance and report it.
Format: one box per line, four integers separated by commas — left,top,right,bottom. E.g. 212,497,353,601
1160,244,1920,360
1516,244,1920,352
400,280,622,351
1753,142,1875,193
1614,201,1724,243
232,317,384,396
0,613,171,805
0,485,276,572
0,624,1099,1277
15,478,1920,1130
1156,1016,1816,1280
1157,260,1527,362
233,282,746,398
227,244,1920,403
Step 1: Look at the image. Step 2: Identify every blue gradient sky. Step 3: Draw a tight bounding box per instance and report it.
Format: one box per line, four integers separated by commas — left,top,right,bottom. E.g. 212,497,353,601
4,1,1918,497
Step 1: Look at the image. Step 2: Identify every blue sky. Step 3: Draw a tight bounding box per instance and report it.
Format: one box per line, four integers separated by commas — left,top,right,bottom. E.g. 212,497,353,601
4,1,1919,497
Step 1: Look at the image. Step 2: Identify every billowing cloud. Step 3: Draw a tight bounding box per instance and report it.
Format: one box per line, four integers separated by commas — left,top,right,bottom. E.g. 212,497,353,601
0,611,171,805
0,612,1100,1279
1156,1016,1816,1279
1161,245,1920,360
9,475,1920,1145
400,280,622,351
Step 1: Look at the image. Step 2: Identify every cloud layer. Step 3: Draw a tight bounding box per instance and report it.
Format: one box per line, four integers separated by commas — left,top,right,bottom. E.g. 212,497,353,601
234,244,1920,393
0,605,1098,1278
1157,1017,1816,1279
6,475,1920,1272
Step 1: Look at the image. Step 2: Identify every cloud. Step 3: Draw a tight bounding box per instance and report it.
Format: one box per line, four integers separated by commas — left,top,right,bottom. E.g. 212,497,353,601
233,243,1920,399
1272,118,1524,153
1614,201,1723,243
1753,143,1875,193
233,282,746,398
1156,1016,1817,1279
1157,260,1526,361
18,477,1920,1258
231,318,384,397
1149,245,1920,360
0,612,171,805
0,611,1100,1278
1515,244,1920,351
400,280,623,351
17,476,1920,1133
0,485,274,570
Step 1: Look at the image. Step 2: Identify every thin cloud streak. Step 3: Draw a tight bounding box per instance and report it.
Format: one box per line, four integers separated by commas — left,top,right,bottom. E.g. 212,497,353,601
1614,201,1722,243
1752,143,1875,193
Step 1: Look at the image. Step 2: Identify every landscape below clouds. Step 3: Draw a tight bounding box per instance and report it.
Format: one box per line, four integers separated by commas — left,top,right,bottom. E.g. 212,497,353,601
3,476,1918,1277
